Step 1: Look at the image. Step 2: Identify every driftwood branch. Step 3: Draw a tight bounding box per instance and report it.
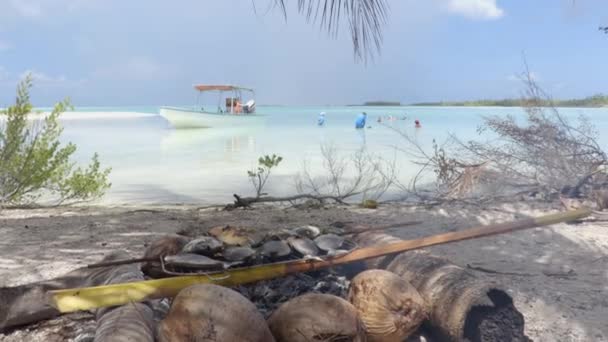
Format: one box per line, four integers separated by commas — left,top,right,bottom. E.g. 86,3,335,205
229,193,348,209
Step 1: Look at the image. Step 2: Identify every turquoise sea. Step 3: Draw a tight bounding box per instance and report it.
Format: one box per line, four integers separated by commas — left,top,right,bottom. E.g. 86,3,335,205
54,105,608,205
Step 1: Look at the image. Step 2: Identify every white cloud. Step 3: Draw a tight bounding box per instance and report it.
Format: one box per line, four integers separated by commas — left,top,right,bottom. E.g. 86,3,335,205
0,67,9,81
0,66,70,86
8,0,42,18
552,82,567,91
92,57,177,81
63,0,102,12
0,40,12,51
0,67,85,88
16,70,80,86
445,0,504,20
2,0,101,21
21,70,61,83
506,74,519,82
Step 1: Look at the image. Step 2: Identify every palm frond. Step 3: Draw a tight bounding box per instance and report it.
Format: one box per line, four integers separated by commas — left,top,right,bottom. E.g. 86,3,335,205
272,0,389,62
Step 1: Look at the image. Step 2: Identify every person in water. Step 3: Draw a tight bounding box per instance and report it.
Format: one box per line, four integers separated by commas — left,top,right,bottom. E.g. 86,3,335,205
318,112,326,126
355,112,367,129
415,119,421,128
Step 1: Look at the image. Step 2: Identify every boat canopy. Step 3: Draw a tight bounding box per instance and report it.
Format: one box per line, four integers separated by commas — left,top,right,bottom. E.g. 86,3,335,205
194,84,254,92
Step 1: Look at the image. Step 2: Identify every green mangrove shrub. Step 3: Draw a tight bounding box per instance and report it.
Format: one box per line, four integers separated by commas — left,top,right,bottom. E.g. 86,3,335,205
0,75,111,206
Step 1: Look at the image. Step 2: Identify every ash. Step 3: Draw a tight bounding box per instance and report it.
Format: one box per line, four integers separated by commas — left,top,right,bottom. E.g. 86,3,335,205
235,271,350,318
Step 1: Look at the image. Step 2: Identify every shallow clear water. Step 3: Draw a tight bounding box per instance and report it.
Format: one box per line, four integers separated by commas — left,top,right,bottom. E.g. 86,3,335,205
54,105,608,205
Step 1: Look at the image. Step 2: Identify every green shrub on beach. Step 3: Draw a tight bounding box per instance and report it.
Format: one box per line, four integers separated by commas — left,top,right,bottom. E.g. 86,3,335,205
247,154,283,198
0,75,111,206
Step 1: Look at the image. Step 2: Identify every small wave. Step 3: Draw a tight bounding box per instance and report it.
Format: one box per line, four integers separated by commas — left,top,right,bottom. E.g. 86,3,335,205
0,111,156,121
60,111,155,120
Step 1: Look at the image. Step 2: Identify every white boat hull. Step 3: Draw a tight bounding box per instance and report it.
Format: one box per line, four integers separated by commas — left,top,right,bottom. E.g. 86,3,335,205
159,106,265,129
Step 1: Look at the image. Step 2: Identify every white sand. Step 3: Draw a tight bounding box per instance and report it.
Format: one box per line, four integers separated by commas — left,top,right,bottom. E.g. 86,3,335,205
0,202,606,341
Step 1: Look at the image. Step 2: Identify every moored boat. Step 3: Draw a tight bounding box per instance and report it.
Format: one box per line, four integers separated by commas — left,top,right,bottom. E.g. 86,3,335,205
160,84,264,129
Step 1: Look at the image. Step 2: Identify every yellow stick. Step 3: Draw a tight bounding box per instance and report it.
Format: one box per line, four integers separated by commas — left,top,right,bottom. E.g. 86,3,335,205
49,208,591,313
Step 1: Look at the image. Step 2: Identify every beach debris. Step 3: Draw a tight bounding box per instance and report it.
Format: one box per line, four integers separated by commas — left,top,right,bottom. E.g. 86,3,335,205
141,235,190,278
348,269,427,342
338,221,425,236
50,208,591,313
94,303,155,342
330,221,352,228
163,253,225,271
326,248,354,257
353,233,529,341
314,233,345,252
181,236,223,255
287,236,320,257
361,199,379,209
264,228,294,241
0,251,140,332
236,273,349,318
223,246,256,262
267,293,366,342
142,235,191,259
208,225,259,246
259,240,292,260
136,226,358,277
158,284,274,342
592,188,608,210
209,225,264,246
93,257,155,342
542,265,577,278
290,225,321,239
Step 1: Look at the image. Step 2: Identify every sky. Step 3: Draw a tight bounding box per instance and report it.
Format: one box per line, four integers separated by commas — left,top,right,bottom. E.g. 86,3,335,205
1,0,608,106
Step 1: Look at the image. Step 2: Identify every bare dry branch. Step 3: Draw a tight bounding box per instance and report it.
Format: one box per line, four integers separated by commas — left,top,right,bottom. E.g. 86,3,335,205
294,143,398,202
388,62,608,204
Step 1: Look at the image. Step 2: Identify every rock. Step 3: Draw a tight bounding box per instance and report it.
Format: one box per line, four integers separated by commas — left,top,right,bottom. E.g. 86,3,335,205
259,240,292,260
223,246,256,262
163,253,225,271
182,236,223,255
314,234,345,252
287,236,320,257
291,225,321,239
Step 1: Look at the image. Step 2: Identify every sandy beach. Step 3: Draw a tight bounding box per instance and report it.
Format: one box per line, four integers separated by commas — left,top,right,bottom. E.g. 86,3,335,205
3,0,608,340
0,201,606,341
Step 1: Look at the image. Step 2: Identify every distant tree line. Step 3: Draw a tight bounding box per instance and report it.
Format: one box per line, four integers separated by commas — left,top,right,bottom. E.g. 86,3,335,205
412,94,608,108
363,101,401,106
